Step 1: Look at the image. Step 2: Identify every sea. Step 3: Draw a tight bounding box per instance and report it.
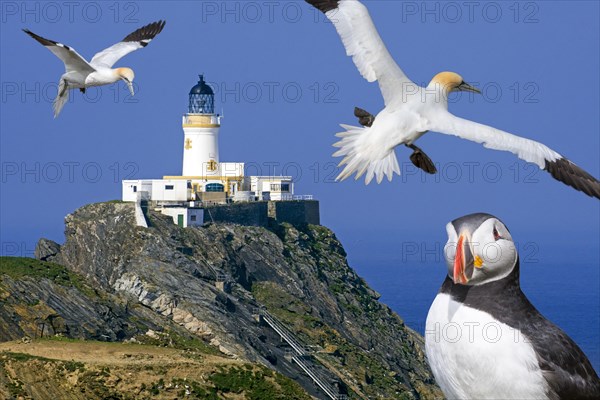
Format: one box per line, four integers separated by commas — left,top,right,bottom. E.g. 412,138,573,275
354,262,600,374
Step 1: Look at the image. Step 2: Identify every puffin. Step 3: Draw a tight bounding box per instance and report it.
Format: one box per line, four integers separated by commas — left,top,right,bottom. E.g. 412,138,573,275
425,213,600,399
304,0,600,199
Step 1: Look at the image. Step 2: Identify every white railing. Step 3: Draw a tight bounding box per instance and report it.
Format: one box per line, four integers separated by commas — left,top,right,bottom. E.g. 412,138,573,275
259,309,348,400
293,195,314,200
292,355,341,400
260,310,306,356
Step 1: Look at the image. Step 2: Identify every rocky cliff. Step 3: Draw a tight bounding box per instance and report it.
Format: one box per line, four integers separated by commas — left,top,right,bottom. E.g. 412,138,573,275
1,202,442,399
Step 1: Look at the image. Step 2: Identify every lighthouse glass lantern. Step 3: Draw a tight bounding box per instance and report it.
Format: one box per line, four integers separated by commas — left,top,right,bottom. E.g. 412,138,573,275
188,75,215,114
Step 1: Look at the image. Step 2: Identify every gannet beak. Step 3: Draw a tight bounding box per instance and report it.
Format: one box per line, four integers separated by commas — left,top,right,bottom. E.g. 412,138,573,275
127,81,135,96
123,78,135,96
457,81,481,94
453,234,475,284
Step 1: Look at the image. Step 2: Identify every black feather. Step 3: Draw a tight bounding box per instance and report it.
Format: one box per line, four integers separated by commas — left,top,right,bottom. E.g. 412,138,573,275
23,29,59,47
305,0,340,13
122,20,166,44
544,158,600,199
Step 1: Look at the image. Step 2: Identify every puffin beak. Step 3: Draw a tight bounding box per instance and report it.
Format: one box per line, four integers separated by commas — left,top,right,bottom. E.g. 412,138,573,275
453,234,476,284
457,81,481,94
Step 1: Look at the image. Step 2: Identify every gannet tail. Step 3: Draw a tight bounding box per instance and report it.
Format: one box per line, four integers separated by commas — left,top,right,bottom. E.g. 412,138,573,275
333,124,400,185
53,80,69,118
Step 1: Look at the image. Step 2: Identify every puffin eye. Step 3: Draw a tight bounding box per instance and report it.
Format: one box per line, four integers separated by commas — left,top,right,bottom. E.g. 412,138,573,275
493,226,502,241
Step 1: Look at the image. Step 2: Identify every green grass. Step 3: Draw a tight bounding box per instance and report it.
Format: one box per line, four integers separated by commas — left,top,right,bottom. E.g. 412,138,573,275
140,367,310,399
209,366,311,400
1,351,53,363
0,257,93,295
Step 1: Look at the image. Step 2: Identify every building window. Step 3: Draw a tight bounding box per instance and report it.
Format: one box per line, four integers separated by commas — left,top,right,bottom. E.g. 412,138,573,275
191,215,197,222
206,183,224,192
165,185,174,190
270,183,290,192
133,186,137,193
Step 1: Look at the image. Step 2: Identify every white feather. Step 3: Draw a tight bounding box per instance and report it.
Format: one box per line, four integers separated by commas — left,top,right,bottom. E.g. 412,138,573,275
428,112,562,168
333,124,398,184
53,79,69,118
325,0,414,106
426,293,550,400
90,41,146,69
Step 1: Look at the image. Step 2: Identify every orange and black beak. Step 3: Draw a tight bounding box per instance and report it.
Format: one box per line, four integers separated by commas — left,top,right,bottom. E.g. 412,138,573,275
453,234,482,284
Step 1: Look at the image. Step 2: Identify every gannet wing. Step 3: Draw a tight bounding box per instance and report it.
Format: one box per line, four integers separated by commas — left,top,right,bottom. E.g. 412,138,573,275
23,29,95,75
306,0,414,106
90,20,166,68
428,112,600,199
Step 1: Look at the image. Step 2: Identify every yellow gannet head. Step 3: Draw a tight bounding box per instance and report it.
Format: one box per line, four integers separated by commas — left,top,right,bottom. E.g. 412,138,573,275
430,71,481,94
116,67,135,96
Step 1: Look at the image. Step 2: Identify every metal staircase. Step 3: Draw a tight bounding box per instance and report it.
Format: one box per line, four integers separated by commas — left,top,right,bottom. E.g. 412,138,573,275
260,310,307,356
292,355,346,400
258,309,348,400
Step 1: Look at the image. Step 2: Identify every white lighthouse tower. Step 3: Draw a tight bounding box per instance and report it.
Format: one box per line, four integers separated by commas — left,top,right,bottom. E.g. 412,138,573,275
182,75,221,177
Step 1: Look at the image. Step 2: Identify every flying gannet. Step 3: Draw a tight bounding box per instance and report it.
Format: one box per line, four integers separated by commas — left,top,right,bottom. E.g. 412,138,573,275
305,0,600,199
24,20,166,117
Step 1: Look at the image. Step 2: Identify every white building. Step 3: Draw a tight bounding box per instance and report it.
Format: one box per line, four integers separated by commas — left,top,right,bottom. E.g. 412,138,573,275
122,75,308,227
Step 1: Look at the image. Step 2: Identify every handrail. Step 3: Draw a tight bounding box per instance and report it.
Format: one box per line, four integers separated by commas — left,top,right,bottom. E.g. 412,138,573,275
292,195,314,200
259,309,348,400
260,310,306,355
292,355,341,400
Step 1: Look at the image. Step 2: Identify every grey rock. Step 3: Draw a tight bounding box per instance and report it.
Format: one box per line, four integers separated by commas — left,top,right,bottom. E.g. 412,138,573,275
34,238,61,262
18,202,441,399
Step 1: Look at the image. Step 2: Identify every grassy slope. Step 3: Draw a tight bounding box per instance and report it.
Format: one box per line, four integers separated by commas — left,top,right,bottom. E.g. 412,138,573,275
0,257,312,399
0,340,311,400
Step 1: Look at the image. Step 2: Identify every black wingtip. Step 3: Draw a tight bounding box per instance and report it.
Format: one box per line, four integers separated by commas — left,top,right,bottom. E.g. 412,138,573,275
23,28,57,47
305,0,339,13
123,20,166,43
544,158,600,200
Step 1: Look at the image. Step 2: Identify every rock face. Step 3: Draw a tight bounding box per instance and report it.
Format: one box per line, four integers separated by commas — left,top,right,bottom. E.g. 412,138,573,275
19,202,441,399
34,238,61,262
0,257,192,343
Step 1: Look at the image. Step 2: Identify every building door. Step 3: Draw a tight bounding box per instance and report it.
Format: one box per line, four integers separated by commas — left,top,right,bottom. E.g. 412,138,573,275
177,214,184,227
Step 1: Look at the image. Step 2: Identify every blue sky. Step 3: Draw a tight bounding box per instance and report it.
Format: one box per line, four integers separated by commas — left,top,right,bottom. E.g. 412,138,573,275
1,0,599,362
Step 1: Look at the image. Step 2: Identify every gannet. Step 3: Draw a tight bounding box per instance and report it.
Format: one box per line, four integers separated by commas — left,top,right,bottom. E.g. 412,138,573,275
23,20,166,117
306,0,600,199
426,213,600,399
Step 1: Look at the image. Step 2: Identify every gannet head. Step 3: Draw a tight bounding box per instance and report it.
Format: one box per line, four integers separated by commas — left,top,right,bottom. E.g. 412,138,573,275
116,67,135,96
430,71,481,94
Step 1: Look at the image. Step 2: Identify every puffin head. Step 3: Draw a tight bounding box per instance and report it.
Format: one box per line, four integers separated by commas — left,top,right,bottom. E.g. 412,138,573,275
444,213,517,286
429,71,481,95
116,67,135,96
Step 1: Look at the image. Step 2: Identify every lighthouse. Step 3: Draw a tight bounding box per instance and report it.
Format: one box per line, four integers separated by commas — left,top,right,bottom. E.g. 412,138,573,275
182,75,221,177
122,73,314,227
